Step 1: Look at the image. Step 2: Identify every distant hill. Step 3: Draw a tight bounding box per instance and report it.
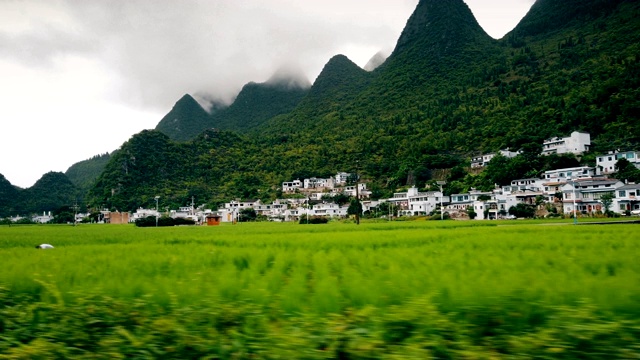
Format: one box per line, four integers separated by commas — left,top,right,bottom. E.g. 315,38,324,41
65,153,113,191
155,94,216,141
290,54,371,120
510,0,628,38
0,173,21,217
20,172,79,215
44,0,640,211
0,171,80,217
211,67,311,132
364,51,388,71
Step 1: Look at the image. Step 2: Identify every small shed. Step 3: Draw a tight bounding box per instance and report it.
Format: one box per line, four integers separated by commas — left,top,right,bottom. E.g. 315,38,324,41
206,214,222,226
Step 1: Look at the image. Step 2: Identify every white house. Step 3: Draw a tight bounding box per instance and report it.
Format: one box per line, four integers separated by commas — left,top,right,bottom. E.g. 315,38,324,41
32,211,53,224
596,151,640,175
471,149,520,168
254,200,288,221
541,182,565,203
218,199,261,222
343,183,371,199
311,202,349,218
542,131,591,156
170,206,200,223
542,166,596,183
403,186,449,216
562,179,624,215
502,178,544,193
614,184,640,215
132,208,160,222
282,179,302,193
448,193,472,211
304,177,331,189
334,172,351,185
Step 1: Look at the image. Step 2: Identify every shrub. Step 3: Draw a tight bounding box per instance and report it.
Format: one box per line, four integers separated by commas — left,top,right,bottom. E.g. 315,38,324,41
135,216,196,227
426,213,450,221
299,216,329,224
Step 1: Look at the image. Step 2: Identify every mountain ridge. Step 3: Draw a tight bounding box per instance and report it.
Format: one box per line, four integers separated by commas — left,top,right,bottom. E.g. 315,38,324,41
4,0,639,215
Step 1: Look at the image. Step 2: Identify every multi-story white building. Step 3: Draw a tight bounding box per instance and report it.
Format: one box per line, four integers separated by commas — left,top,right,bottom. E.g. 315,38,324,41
542,131,591,156
343,183,371,199
282,179,303,193
311,202,349,218
596,151,640,175
253,200,288,221
542,166,596,183
218,199,260,222
541,182,565,203
448,193,472,211
399,186,449,216
502,178,544,193
471,149,520,168
170,206,198,221
304,177,330,189
562,179,624,215
132,208,160,222
614,184,640,214
334,172,351,185
32,211,54,224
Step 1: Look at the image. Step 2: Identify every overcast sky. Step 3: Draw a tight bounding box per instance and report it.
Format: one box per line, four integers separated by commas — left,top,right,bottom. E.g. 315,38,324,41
0,0,535,189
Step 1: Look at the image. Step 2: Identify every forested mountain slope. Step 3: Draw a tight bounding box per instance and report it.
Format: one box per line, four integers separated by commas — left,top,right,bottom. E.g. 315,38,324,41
0,174,21,217
211,71,310,133
80,0,640,210
65,153,112,192
155,94,215,142
1,172,80,217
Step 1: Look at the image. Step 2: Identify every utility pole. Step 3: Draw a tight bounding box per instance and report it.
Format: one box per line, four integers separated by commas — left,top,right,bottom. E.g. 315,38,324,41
72,202,79,226
306,197,309,224
437,181,446,220
572,179,578,225
154,196,160,227
355,159,360,225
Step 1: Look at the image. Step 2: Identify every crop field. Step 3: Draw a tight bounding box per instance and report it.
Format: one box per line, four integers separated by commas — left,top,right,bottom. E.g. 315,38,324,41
1,221,639,358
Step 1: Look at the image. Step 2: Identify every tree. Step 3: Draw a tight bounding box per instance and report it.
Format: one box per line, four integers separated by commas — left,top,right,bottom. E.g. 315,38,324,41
615,158,640,184
484,154,513,186
467,206,477,220
347,199,363,217
331,193,351,206
600,192,615,216
239,208,257,222
508,203,536,218
374,202,399,218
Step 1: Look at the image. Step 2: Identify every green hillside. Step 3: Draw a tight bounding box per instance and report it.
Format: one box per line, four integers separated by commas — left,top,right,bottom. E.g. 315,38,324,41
155,94,215,142
212,76,310,133
82,0,640,210
20,172,79,214
0,174,21,217
65,153,113,192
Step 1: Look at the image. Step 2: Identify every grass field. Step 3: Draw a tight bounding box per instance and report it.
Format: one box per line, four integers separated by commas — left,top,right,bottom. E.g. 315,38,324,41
1,221,639,358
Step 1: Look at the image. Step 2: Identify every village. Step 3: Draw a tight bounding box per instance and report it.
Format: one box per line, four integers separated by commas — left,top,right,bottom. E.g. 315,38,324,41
8,132,640,225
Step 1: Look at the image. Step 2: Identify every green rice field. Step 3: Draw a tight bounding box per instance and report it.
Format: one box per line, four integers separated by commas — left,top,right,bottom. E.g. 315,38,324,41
1,221,639,358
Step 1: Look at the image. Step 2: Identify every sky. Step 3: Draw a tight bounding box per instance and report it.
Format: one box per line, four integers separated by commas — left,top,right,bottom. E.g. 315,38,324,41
0,0,535,189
